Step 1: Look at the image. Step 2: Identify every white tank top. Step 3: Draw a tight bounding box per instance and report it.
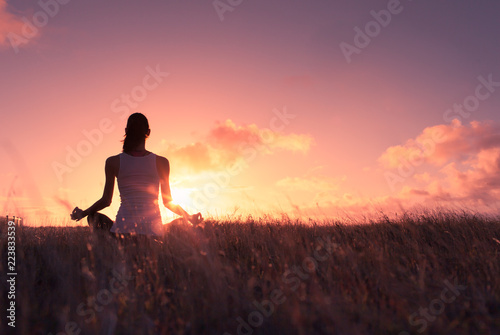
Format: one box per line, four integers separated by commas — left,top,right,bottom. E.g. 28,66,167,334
111,152,163,236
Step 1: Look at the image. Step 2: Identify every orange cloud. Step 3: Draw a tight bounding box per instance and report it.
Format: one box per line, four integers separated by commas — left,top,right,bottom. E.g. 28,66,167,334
379,119,500,169
163,119,314,173
435,147,500,203
381,120,500,210
167,142,215,173
207,119,313,153
0,0,25,47
264,120,500,218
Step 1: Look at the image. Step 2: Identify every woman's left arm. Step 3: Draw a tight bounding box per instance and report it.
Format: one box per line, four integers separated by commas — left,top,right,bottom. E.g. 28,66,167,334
71,156,117,221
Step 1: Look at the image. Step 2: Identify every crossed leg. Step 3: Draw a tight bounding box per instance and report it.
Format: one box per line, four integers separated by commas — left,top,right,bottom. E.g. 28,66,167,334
87,212,114,231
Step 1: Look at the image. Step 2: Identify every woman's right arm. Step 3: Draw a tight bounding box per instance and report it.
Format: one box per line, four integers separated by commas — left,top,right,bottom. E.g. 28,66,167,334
71,156,117,221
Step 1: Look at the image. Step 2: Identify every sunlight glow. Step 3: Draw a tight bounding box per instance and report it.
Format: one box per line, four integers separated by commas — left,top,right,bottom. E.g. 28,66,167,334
170,187,194,210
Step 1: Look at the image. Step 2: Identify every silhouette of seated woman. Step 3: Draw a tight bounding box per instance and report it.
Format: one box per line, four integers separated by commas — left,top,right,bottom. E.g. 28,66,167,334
70,112,202,235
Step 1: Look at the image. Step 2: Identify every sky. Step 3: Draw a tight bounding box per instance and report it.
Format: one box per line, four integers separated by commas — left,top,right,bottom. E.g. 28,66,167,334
1,0,500,225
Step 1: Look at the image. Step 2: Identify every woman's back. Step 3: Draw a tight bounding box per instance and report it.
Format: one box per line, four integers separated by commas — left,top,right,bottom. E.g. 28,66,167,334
111,152,163,236
70,112,202,233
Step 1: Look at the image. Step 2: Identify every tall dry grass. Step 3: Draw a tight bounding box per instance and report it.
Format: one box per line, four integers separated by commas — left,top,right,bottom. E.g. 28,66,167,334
0,211,499,334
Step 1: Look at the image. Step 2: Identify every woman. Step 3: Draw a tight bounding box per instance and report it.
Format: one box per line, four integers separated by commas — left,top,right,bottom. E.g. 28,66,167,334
70,113,202,236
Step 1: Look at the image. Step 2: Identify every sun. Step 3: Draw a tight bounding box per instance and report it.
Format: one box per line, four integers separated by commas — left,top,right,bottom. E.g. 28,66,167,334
170,187,192,207
159,186,197,224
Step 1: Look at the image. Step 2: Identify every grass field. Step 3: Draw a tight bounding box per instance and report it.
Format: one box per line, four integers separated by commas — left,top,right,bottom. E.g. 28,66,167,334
1,212,499,335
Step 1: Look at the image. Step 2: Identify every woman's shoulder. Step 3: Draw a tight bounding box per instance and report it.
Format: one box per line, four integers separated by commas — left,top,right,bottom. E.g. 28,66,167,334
155,154,169,165
103,154,120,175
106,153,121,161
154,154,169,173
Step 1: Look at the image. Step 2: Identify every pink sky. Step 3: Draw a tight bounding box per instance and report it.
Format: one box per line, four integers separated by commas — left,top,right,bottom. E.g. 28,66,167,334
1,0,499,224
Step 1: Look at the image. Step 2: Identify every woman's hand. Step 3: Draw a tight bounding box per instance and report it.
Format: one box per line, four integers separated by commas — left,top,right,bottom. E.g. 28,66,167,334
180,213,202,226
190,212,203,226
71,207,84,221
